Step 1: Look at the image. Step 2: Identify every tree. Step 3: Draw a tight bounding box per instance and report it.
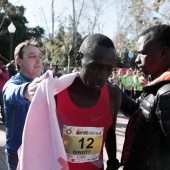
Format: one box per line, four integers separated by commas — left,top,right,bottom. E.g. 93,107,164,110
67,0,85,72
41,23,83,68
113,0,170,68
0,1,44,63
112,0,135,62
84,0,112,34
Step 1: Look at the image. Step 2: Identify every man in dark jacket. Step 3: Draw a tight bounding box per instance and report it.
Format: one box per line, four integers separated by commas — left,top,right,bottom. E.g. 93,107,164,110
120,24,170,170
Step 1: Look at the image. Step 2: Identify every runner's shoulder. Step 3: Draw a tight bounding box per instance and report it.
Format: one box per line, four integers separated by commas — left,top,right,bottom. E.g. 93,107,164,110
107,83,122,99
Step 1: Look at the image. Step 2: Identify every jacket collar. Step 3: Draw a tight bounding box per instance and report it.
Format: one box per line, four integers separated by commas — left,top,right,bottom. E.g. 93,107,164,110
143,69,170,93
146,68,170,86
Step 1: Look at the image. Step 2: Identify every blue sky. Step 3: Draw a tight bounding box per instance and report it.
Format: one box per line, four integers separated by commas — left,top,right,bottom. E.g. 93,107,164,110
8,0,117,39
8,0,170,41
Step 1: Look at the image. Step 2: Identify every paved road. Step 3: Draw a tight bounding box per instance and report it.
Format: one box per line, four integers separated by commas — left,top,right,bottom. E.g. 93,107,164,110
0,124,6,170
0,113,128,170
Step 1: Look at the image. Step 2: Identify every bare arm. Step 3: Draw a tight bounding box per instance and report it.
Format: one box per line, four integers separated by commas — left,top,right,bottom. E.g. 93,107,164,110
105,124,120,170
105,84,122,169
121,91,140,117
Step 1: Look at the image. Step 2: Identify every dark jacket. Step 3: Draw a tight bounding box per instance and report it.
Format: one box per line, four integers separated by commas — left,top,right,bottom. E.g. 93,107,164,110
0,65,9,92
121,79,170,170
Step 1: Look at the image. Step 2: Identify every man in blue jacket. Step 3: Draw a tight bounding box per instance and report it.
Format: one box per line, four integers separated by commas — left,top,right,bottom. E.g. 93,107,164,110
3,40,45,170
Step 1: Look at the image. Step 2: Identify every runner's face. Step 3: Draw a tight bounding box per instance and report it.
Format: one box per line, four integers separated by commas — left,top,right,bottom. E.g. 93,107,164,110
80,46,116,91
135,34,164,78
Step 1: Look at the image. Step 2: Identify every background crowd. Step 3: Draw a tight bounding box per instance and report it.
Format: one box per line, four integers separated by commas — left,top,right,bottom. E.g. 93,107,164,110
108,68,148,99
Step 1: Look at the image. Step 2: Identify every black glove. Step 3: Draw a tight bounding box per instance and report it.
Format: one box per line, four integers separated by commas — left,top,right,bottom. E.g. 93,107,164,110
106,159,120,170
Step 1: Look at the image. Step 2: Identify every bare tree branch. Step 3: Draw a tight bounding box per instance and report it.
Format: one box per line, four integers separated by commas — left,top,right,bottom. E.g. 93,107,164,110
75,0,85,30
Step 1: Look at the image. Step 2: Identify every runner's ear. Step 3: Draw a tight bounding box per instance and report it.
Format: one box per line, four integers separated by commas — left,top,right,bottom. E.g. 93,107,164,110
161,46,170,60
76,52,83,66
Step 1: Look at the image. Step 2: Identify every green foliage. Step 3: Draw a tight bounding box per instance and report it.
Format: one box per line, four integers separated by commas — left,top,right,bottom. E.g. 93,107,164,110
41,24,83,67
0,1,44,64
116,38,137,69
124,49,137,69
115,55,124,68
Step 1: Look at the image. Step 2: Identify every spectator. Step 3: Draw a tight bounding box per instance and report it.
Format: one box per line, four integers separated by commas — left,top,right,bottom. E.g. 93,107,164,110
6,63,18,78
117,69,125,91
122,69,134,98
50,63,62,78
61,67,67,75
0,61,9,124
110,70,119,86
41,63,50,75
2,40,46,170
133,69,143,99
108,74,113,84
139,72,148,87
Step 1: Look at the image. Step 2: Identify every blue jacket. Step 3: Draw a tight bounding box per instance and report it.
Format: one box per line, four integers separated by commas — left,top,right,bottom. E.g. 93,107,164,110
3,72,33,151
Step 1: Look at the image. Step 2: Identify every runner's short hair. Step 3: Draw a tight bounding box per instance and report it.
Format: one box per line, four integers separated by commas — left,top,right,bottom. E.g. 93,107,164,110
140,24,170,48
79,33,116,57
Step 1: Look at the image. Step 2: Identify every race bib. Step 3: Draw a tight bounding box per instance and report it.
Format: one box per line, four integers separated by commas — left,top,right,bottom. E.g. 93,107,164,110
63,125,104,163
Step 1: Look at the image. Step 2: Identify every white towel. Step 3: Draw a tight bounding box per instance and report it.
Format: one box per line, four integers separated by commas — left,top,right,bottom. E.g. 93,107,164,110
17,71,78,170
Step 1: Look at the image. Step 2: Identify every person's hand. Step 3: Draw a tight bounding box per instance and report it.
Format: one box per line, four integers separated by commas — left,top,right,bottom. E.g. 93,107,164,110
106,164,120,170
24,72,49,101
106,159,120,170
0,69,2,74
